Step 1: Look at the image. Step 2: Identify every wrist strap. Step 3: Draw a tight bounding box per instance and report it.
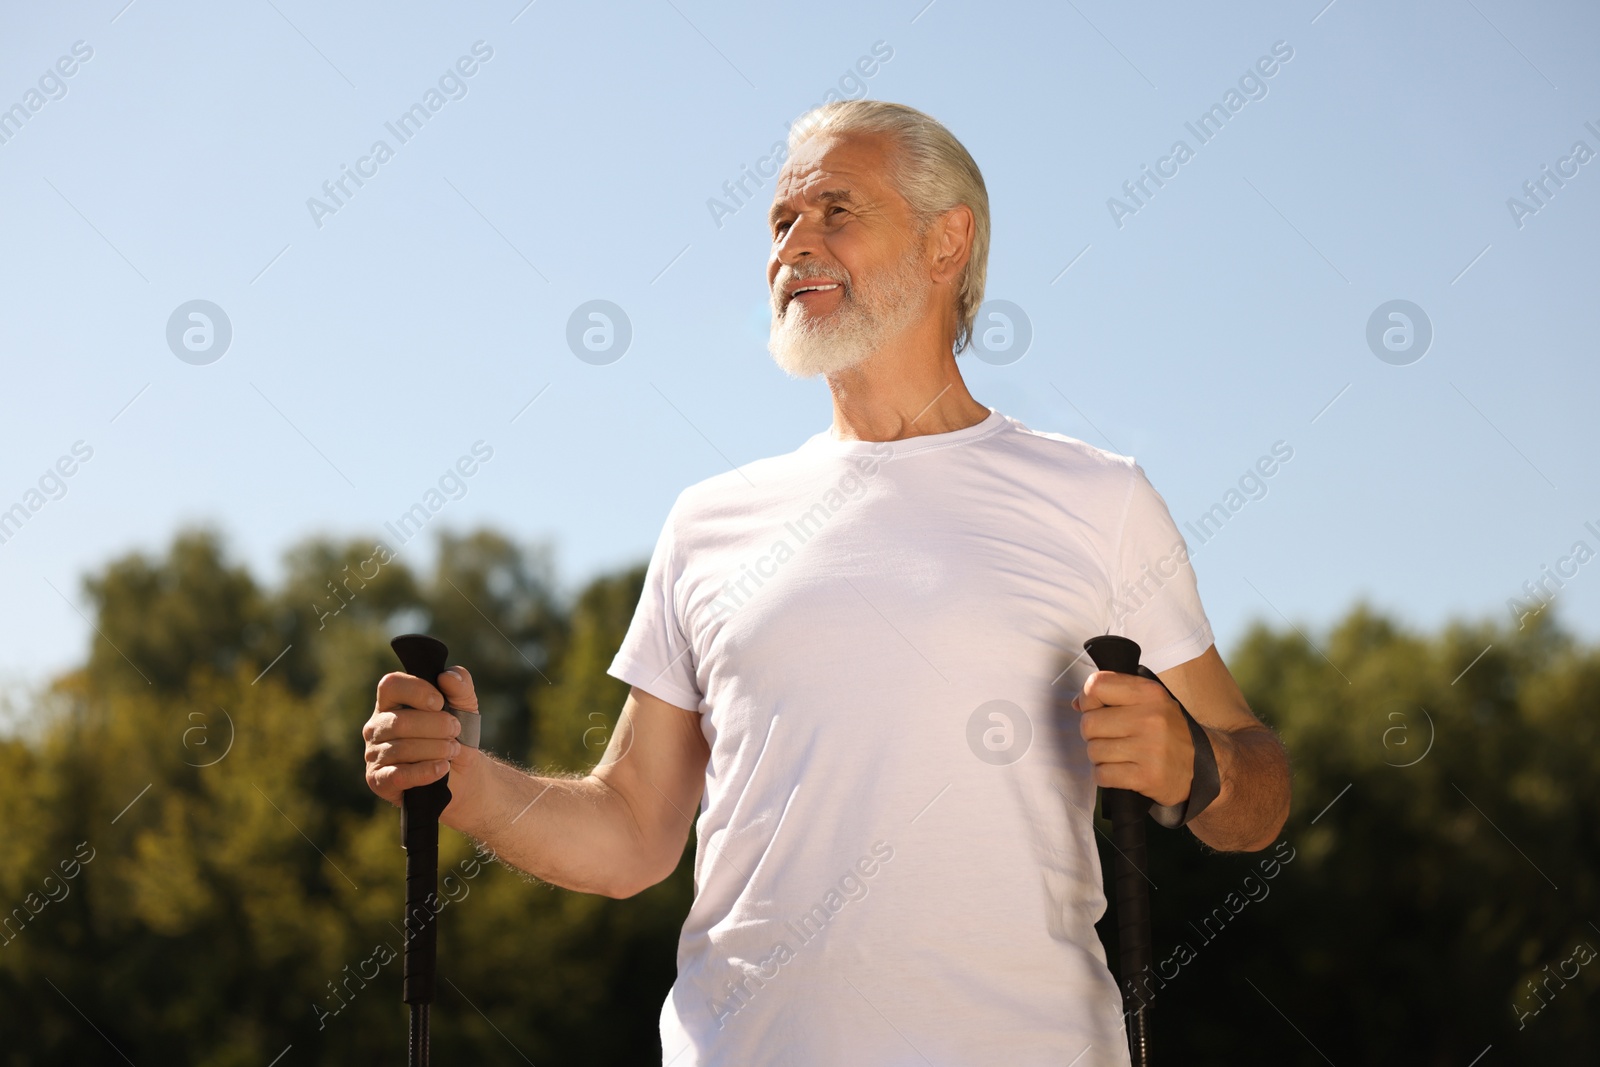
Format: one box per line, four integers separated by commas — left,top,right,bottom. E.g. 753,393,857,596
445,706,481,749
1137,666,1221,829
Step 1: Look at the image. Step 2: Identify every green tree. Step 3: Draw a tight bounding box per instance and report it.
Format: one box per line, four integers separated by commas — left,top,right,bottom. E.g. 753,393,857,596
3,525,1595,1064
0,524,688,1065
1099,601,1599,1065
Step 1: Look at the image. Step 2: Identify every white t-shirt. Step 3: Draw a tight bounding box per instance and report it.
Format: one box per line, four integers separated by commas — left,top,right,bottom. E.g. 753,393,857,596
607,406,1214,1067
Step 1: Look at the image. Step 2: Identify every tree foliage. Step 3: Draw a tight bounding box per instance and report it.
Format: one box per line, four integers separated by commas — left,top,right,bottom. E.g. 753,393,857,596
1097,602,1599,1064
0,528,1594,1063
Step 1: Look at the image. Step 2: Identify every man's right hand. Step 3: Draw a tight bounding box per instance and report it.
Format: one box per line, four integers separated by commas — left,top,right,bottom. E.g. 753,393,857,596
364,665,481,806
362,666,708,898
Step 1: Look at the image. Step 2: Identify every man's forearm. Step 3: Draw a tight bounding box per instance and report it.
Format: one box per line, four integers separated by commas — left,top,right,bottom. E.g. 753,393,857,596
441,751,655,898
1187,724,1290,852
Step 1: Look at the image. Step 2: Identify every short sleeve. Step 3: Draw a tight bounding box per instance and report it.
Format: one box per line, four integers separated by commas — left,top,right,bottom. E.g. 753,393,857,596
606,498,704,712
1108,462,1216,674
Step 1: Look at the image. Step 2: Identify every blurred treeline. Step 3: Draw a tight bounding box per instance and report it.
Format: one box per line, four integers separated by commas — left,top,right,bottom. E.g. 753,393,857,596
0,525,1595,1064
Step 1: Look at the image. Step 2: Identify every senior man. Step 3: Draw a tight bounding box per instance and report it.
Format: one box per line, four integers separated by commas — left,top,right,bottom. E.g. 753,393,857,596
365,99,1291,1066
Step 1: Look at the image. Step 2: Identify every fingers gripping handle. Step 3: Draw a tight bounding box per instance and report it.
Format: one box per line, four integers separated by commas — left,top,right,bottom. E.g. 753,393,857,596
1083,635,1220,830
392,633,455,829
1082,634,1154,823
392,633,480,749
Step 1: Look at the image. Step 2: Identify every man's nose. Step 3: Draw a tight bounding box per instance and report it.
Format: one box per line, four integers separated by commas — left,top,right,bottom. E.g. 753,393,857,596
775,215,824,263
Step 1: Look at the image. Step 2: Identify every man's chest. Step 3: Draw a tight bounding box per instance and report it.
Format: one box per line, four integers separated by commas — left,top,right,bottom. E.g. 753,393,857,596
676,486,1113,695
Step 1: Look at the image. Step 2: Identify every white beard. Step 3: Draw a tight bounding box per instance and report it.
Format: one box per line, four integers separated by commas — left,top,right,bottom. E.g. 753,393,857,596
767,242,931,379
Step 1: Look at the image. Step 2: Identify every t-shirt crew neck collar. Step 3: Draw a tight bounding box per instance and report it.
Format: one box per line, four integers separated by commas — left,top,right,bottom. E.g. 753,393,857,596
804,405,1007,457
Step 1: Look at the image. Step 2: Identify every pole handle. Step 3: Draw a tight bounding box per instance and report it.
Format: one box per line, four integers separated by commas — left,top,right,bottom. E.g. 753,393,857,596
392,633,452,1009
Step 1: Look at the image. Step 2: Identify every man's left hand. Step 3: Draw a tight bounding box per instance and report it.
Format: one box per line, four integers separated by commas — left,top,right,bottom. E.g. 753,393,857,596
1071,670,1195,807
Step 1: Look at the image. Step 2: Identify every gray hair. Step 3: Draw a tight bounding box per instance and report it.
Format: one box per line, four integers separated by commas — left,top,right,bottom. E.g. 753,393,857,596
786,100,990,356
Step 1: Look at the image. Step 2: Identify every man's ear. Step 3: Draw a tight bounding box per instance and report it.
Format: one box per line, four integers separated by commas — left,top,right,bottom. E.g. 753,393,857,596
930,203,974,285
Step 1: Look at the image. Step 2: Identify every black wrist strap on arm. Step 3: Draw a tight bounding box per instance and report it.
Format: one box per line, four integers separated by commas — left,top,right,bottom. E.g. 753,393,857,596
1137,665,1222,829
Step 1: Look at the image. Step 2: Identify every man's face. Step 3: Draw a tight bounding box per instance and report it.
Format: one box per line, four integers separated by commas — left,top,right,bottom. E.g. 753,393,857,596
765,132,933,379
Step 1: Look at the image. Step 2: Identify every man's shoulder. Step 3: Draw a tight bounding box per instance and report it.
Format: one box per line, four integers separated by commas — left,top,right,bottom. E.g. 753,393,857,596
665,437,824,522
988,413,1140,484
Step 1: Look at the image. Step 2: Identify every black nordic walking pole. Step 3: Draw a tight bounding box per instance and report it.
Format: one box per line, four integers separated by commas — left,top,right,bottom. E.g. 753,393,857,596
1083,634,1155,1067
390,633,481,1067
1082,633,1222,1067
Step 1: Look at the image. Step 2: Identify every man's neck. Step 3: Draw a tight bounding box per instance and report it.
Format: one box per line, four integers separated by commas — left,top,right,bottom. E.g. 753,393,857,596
823,335,989,443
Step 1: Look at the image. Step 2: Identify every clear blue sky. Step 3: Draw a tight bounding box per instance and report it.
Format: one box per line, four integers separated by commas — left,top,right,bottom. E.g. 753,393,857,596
2,0,1597,699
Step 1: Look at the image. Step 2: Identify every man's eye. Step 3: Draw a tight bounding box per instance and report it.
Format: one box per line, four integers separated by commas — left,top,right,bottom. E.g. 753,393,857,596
773,207,846,237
